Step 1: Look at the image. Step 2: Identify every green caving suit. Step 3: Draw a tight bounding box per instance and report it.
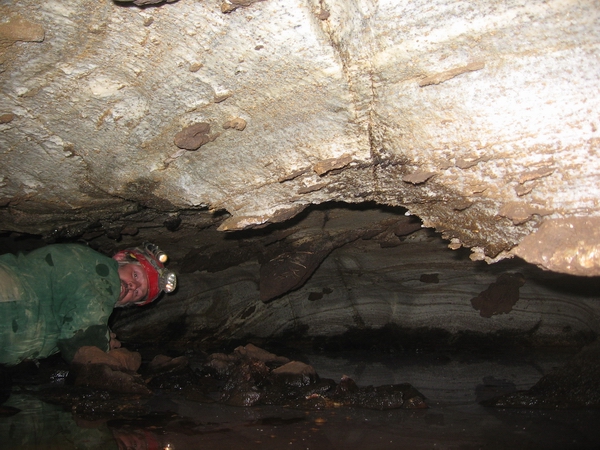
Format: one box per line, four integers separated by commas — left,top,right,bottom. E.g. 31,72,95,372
0,244,121,365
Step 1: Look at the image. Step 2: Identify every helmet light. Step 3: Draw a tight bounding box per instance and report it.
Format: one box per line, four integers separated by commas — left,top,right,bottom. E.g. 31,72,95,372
162,271,177,293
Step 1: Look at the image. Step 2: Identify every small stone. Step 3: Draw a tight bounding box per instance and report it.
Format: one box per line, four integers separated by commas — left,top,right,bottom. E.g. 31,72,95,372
221,2,237,13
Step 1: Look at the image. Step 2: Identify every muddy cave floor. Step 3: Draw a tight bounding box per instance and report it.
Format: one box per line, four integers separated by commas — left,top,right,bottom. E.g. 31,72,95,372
3,339,600,450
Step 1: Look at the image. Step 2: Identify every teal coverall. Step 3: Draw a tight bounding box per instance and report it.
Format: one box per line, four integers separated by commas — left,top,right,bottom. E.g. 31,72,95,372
0,244,121,365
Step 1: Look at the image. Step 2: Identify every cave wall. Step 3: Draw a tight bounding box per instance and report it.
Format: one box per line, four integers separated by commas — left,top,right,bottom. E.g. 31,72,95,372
110,206,600,350
1,0,600,275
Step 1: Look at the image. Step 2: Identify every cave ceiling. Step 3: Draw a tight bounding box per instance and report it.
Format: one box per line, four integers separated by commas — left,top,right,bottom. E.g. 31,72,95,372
1,0,600,276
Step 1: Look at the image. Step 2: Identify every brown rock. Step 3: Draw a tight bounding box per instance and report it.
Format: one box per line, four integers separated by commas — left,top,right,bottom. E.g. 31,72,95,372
513,217,600,276
402,171,436,184
174,123,211,150
72,346,141,372
313,154,353,176
147,354,189,375
108,348,142,372
234,343,290,364
0,113,14,124
272,361,317,387
72,363,151,395
0,16,44,44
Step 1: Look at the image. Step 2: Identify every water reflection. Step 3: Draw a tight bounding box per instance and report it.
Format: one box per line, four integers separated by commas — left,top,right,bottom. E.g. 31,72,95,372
2,349,600,449
1,395,117,449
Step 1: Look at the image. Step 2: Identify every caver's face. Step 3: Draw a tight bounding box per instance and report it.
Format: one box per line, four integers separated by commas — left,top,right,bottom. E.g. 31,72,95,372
115,263,148,307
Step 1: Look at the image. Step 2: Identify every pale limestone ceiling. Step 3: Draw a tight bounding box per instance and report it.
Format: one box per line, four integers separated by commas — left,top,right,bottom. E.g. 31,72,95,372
1,0,599,275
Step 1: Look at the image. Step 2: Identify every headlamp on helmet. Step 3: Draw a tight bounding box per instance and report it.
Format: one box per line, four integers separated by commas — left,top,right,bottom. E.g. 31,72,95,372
143,242,169,264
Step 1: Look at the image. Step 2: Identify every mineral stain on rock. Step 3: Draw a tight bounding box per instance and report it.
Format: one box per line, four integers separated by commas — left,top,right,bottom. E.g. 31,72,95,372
420,273,439,283
308,287,333,301
471,273,525,318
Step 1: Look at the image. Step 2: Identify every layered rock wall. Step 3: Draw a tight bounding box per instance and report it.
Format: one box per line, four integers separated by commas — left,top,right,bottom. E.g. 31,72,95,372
111,207,600,348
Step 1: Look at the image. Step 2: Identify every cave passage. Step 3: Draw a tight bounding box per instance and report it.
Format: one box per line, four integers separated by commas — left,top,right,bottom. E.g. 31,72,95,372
1,202,600,448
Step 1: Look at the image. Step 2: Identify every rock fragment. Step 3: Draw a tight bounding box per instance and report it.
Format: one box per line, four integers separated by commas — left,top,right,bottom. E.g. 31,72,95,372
174,122,212,150
402,170,436,184
518,167,554,184
499,202,552,225
313,154,352,176
223,117,247,131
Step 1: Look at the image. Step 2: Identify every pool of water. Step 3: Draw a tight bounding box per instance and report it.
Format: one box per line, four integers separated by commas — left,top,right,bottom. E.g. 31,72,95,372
2,347,600,449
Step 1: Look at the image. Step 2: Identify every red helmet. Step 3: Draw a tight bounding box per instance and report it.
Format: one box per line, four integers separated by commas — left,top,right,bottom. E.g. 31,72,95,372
113,242,177,306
